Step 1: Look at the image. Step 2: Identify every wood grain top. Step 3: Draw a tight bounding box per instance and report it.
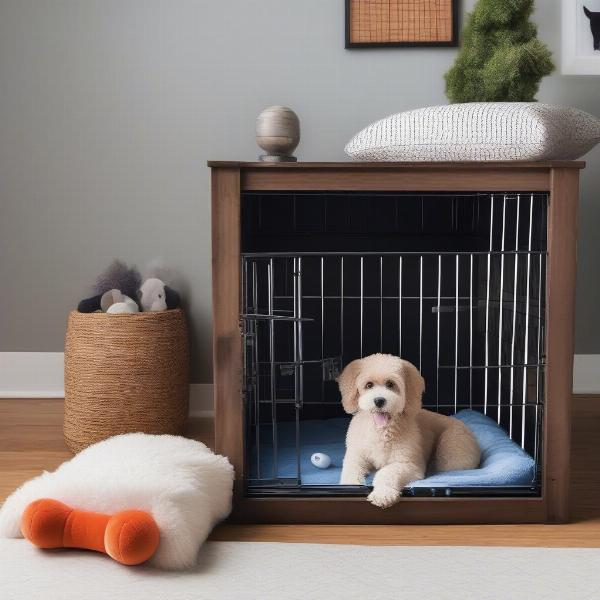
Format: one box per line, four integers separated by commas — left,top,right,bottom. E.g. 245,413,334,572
207,161,586,169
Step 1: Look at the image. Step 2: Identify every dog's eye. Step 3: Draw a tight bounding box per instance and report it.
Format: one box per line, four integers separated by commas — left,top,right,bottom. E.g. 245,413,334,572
385,380,395,389
365,382,373,389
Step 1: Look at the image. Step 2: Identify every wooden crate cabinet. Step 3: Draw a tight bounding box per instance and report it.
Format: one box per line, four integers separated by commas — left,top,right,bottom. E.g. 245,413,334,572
210,161,582,524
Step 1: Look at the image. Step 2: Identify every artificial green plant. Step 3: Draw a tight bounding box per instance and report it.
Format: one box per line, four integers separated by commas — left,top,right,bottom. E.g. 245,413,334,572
445,0,554,103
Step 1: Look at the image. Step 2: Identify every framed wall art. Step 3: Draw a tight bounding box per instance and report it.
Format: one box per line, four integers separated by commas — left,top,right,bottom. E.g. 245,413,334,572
345,0,459,48
562,0,600,74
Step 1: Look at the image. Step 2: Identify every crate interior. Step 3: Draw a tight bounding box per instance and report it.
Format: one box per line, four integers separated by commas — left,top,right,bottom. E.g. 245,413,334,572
241,191,547,497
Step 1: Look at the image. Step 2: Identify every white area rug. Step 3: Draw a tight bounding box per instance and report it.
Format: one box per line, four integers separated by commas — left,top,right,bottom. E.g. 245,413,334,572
1,539,599,600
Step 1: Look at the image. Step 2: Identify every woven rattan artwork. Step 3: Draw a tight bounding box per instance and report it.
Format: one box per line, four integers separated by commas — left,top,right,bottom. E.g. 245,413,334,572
346,0,456,47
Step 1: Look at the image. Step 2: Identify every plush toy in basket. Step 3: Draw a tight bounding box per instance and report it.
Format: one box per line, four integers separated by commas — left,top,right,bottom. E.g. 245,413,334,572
77,259,181,314
64,259,190,453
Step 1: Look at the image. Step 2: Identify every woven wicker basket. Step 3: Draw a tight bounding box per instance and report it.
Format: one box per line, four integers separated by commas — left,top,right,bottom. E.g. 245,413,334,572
64,308,190,453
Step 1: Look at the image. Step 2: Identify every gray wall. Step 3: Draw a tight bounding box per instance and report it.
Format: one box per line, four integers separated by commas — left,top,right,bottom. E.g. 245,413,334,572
1,0,599,383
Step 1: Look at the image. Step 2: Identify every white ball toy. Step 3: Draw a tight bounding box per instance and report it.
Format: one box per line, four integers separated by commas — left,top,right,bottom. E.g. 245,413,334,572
106,297,139,314
101,289,139,314
310,453,331,469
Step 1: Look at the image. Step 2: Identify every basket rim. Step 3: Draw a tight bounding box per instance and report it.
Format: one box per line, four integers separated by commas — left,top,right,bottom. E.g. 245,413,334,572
68,307,184,320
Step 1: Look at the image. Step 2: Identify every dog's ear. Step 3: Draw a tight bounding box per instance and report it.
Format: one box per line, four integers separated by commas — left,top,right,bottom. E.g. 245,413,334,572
584,6,592,19
337,359,363,414
401,360,424,415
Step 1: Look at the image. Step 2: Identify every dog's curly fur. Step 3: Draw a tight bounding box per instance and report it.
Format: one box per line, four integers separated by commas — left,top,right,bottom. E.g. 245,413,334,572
338,353,481,508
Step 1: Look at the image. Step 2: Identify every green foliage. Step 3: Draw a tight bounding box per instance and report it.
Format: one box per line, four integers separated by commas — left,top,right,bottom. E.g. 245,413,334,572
445,0,555,103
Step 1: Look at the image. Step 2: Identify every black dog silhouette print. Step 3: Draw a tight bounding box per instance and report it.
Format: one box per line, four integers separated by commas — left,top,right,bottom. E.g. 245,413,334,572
584,6,600,51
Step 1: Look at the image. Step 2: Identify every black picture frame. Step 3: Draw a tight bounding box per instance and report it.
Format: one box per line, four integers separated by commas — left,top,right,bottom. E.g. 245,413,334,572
345,0,460,49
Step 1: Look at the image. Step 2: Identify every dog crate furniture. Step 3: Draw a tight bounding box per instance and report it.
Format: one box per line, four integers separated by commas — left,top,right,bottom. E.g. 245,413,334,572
210,161,582,524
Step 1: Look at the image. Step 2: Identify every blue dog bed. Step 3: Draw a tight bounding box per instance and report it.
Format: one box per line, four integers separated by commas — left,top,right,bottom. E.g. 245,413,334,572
251,409,535,488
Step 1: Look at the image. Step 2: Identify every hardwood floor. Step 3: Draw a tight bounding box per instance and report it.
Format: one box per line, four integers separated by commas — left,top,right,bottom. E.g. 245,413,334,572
1,397,599,547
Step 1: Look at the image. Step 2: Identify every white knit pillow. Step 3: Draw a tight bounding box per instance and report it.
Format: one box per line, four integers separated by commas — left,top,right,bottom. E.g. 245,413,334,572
345,103,600,161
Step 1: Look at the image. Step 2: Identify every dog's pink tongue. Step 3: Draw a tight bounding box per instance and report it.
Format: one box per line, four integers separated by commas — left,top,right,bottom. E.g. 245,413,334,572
373,412,391,429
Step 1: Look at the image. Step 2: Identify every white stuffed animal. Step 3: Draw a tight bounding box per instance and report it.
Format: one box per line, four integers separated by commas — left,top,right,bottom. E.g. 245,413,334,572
138,278,180,312
0,433,234,570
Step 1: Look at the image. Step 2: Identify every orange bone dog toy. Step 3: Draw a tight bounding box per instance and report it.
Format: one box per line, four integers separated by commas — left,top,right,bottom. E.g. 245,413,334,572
21,498,160,565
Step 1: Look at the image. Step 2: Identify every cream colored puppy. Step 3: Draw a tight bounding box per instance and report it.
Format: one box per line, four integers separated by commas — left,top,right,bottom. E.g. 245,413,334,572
338,353,480,508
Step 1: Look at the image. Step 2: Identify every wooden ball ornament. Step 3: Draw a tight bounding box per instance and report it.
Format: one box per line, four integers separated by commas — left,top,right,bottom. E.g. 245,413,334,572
256,106,300,162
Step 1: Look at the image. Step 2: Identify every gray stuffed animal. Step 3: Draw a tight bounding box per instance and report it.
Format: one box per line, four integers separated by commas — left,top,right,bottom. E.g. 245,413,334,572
77,261,141,313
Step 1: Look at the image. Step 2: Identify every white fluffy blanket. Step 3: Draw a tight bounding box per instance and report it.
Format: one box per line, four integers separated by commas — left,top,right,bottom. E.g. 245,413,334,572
0,433,234,570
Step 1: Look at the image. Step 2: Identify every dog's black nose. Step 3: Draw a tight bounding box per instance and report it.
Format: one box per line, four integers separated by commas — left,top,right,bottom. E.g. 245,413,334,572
374,397,386,408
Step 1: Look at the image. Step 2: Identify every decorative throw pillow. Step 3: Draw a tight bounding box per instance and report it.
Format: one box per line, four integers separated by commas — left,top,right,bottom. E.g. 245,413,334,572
344,103,600,161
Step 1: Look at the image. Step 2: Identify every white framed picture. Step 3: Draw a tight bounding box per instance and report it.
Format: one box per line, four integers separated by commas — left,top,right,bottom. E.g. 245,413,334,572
562,0,600,74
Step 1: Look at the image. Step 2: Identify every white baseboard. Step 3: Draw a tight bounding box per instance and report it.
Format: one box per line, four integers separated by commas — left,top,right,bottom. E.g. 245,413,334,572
0,352,214,416
1,353,600,412
0,352,65,398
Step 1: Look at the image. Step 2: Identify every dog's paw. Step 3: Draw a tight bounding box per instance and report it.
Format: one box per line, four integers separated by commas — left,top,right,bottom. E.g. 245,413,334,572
340,476,363,486
339,468,365,486
367,486,401,509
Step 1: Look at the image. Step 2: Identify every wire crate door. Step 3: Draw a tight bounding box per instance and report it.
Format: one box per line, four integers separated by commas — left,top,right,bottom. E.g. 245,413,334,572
243,257,304,487
243,256,344,488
